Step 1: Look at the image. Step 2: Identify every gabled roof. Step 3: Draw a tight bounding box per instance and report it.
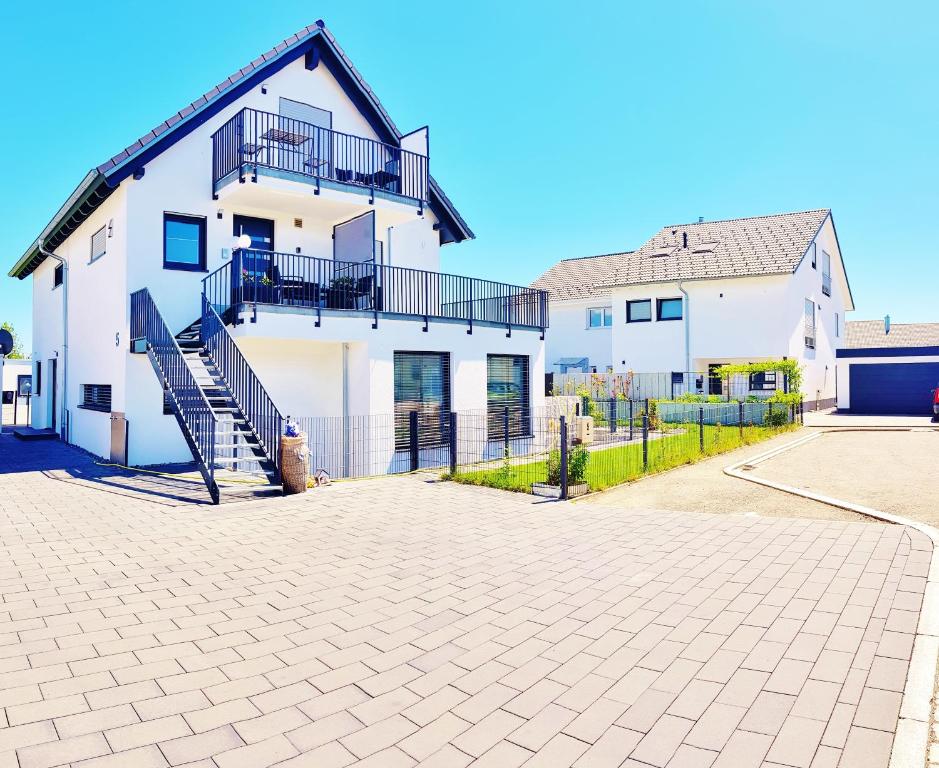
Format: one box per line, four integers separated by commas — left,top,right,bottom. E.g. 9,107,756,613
845,320,939,349
601,209,831,288
533,209,853,307
10,21,472,280
530,252,635,302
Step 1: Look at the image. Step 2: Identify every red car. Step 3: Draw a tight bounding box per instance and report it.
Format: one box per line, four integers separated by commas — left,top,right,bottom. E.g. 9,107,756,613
934,386,939,420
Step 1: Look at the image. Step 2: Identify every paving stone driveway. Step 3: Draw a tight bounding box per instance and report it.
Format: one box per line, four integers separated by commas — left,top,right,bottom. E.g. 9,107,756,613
0,436,930,767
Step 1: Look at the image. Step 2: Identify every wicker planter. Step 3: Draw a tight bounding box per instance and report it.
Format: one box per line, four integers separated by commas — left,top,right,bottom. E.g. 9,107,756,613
279,433,309,495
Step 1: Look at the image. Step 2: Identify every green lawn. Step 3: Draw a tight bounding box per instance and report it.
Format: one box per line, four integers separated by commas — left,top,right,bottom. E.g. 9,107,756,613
447,421,799,494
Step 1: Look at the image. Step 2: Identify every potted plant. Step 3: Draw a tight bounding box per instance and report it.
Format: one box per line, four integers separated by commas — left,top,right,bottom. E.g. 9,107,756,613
532,445,589,498
328,275,357,309
240,269,257,302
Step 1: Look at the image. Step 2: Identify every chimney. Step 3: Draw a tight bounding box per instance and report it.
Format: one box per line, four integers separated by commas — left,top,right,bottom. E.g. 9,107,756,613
884,314,891,335
682,231,688,249
698,216,704,223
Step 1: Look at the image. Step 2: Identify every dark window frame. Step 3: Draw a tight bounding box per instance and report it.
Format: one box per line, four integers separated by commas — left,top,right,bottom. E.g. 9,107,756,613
163,212,208,272
656,297,683,321
79,384,112,413
626,299,652,323
17,374,32,397
393,351,452,451
487,354,532,441
749,371,777,391
52,263,64,289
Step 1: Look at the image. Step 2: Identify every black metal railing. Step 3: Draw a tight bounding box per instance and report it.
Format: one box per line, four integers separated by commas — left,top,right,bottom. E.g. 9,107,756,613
212,107,428,201
203,249,549,330
201,296,283,480
130,289,219,502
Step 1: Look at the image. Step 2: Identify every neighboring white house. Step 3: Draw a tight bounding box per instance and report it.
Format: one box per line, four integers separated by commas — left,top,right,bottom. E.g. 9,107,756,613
836,320,939,415
533,209,852,406
8,21,547,500
1,358,32,427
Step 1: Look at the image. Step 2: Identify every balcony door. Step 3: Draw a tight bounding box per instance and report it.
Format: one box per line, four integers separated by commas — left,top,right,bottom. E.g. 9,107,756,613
279,98,332,178
333,212,378,310
233,215,274,252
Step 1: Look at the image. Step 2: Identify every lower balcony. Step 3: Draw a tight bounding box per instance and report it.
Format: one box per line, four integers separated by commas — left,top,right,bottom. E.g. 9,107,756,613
203,249,549,333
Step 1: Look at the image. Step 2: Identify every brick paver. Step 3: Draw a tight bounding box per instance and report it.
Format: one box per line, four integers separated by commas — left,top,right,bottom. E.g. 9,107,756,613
0,435,929,766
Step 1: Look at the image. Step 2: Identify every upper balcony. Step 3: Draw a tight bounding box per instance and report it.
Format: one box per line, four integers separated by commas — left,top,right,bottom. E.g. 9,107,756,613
203,249,549,334
211,107,429,205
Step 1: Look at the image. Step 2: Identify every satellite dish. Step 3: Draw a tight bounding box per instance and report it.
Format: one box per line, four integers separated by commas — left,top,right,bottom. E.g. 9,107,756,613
0,328,13,356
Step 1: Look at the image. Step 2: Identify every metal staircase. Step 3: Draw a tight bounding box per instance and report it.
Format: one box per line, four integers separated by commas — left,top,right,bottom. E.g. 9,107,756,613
175,318,281,488
130,289,283,504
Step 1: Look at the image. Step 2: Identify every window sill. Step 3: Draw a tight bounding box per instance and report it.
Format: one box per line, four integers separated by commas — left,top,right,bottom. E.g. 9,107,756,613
163,264,209,273
77,404,110,413
626,319,652,324
656,317,683,322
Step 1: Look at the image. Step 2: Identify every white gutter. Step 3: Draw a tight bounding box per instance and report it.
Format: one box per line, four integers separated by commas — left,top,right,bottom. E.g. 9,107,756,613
37,240,68,440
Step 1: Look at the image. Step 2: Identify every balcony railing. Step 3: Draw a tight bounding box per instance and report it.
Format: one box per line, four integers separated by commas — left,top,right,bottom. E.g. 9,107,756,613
203,250,549,331
212,107,428,202
822,272,831,296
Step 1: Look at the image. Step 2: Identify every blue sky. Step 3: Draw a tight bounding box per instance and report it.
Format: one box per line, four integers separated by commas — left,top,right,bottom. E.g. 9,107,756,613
2,1,936,350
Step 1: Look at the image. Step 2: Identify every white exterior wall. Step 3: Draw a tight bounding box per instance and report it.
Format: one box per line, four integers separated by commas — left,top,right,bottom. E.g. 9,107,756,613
1,359,31,393
544,299,613,372
232,311,545,419
547,218,850,403
24,49,539,466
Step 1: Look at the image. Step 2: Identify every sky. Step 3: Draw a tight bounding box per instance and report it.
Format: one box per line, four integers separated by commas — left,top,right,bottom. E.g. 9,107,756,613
1,1,937,351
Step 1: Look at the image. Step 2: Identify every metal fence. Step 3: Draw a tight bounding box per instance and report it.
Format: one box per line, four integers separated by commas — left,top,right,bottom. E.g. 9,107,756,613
292,398,801,498
550,370,791,402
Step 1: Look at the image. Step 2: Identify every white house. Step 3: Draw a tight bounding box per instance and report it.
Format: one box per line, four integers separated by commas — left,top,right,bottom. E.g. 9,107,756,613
836,320,939,415
533,210,852,406
9,21,547,501
1,358,32,428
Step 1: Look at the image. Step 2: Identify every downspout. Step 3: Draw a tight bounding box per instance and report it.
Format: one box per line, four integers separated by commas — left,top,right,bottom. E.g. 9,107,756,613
678,280,691,380
38,239,68,440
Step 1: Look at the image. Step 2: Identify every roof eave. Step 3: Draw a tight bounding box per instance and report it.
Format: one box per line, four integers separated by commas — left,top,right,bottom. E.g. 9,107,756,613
9,170,104,279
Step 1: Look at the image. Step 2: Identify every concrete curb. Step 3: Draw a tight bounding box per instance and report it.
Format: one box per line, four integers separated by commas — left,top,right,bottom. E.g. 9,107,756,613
724,432,939,768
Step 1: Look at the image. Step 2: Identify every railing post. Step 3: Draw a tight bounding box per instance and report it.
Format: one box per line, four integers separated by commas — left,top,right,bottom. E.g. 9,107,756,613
629,400,634,441
449,412,457,476
409,410,419,472
503,407,510,457
739,400,744,436
698,407,704,453
800,401,804,425
559,415,568,500
642,412,649,471
769,401,774,426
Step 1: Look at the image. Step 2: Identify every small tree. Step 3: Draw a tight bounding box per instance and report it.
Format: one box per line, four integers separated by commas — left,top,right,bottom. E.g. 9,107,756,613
0,322,24,358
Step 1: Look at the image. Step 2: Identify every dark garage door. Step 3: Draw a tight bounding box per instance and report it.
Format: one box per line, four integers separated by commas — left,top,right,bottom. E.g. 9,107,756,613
850,362,939,414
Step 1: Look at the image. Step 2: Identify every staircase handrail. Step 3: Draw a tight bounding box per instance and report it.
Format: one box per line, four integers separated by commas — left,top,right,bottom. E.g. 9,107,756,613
201,295,283,478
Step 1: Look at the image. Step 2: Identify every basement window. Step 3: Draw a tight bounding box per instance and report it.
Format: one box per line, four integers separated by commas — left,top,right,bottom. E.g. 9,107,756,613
79,384,112,413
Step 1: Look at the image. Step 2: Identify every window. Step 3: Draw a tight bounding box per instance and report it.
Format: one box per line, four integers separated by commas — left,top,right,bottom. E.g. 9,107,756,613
80,384,112,413
657,297,683,321
804,298,816,349
587,307,613,328
393,352,451,451
835,312,840,338
822,250,832,296
90,225,107,263
33,361,41,396
163,213,207,271
488,355,531,440
17,375,32,397
53,264,63,288
810,242,817,269
749,371,777,391
626,299,652,323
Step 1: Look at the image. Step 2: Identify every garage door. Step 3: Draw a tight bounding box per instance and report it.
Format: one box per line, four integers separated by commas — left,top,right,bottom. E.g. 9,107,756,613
850,362,939,414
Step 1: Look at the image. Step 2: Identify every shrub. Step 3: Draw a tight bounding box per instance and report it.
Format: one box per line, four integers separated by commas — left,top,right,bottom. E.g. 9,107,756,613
764,406,790,427
673,393,706,403
568,446,590,485
546,449,562,485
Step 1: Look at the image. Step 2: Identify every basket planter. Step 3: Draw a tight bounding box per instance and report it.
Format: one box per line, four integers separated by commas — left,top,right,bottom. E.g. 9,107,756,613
279,433,309,495
531,482,588,499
